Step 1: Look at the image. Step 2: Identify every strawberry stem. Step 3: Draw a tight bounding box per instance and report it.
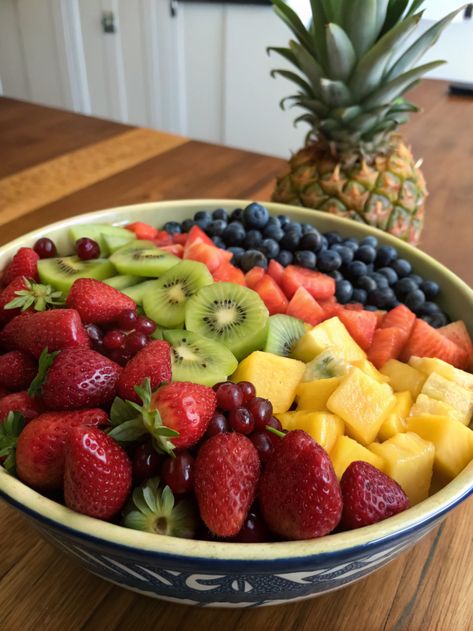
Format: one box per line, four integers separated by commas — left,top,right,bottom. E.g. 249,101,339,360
4,277,64,312
0,411,26,474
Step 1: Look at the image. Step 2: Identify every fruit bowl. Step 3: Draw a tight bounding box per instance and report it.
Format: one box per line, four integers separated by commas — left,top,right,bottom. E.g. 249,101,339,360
0,200,472,607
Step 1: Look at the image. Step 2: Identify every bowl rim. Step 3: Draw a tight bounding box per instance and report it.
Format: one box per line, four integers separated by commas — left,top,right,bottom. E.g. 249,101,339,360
1,199,472,564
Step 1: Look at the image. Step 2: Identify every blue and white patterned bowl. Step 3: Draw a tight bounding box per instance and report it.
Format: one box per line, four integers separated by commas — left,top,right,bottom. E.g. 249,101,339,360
1,200,472,608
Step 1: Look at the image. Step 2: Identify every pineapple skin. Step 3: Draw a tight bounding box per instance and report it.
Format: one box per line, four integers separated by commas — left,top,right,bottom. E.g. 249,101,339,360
272,135,427,245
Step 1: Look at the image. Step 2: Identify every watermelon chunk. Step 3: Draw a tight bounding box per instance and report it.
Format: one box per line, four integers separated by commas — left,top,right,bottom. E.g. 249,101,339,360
286,286,325,326
245,266,266,289
183,225,214,254
374,311,386,328
380,304,416,344
183,242,232,272
172,233,188,245
267,259,284,285
368,327,406,369
343,303,364,311
319,298,342,319
254,274,288,315
401,318,469,369
439,321,473,369
126,221,158,240
213,263,246,285
281,265,336,301
152,230,173,247
338,309,377,351
160,243,184,258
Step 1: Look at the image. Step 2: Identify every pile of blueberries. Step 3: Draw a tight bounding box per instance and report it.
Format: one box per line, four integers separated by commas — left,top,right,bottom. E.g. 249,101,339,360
163,202,449,328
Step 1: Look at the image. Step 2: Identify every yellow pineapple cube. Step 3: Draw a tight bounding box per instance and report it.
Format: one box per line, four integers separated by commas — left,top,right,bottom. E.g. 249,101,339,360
409,356,473,391
327,368,396,445
421,372,473,425
232,351,305,413
278,411,344,453
291,317,366,363
369,432,434,505
330,435,384,479
353,359,389,383
378,391,412,441
407,415,473,480
301,347,348,382
380,359,426,398
409,393,465,425
296,377,343,411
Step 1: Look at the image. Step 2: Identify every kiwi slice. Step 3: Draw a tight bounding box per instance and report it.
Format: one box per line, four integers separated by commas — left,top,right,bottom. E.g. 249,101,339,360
122,279,159,305
37,256,115,292
69,224,135,254
302,347,349,381
102,234,135,254
185,282,269,361
264,315,306,357
104,275,142,290
109,240,179,277
142,260,213,329
163,329,238,386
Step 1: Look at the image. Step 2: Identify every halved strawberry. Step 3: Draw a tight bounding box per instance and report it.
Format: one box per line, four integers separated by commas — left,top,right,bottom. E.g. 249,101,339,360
338,309,377,351
401,318,469,369
160,243,184,258
368,327,406,369
184,242,232,273
125,221,158,240
245,266,266,289
439,321,473,369
254,275,288,315
267,259,284,285
213,263,246,285
281,265,336,301
183,225,214,253
286,286,325,326
380,304,416,344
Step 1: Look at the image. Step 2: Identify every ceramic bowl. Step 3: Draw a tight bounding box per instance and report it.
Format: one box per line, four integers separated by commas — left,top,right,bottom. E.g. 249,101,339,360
0,200,472,608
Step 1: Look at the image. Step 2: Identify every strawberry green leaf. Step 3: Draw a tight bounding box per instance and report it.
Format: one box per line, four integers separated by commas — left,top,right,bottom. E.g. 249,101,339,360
0,411,26,474
4,278,64,312
28,347,58,397
108,419,148,443
134,378,152,409
110,396,138,426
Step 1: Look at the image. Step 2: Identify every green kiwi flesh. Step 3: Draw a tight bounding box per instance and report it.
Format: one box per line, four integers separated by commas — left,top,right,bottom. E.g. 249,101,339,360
121,279,159,305
142,260,213,329
38,256,115,292
184,282,269,361
109,240,180,277
104,275,142,290
302,347,349,381
163,329,238,386
69,224,135,254
264,314,306,357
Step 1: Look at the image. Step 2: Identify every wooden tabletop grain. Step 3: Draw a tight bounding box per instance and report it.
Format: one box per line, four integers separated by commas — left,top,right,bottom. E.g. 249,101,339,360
0,81,472,631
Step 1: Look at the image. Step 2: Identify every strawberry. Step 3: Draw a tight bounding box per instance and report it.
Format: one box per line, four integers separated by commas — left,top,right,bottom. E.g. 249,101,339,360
368,327,406,369
400,318,469,369
0,309,90,358
380,304,416,344
254,274,289,315
0,351,37,391
117,340,171,403
0,277,65,327
2,247,39,287
0,278,29,325
0,391,42,422
125,221,158,240
338,309,377,351
40,348,121,410
212,263,246,285
286,286,325,326
245,266,265,289
267,259,284,285
194,432,260,537
340,461,410,530
16,409,109,489
66,278,136,325
280,265,335,301
64,426,132,519
259,430,342,540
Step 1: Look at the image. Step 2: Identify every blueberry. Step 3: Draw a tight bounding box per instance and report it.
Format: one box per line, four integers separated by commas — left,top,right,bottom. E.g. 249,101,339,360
227,246,245,265
277,214,290,228
392,258,412,278
324,231,343,246
163,221,181,235
207,219,227,237
331,244,354,265
280,229,300,251
405,289,426,312
361,235,378,248
346,260,368,279
377,267,398,285
240,249,268,272
283,221,303,236
368,287,396,309
243,230,263,249
375,245,398,267
355,245,377,264
263,224,284,241
276,250,293,266
193,211,212,228
301,223,317,235
212,236,226,249
181,219,195,233
259,238,280,259
295,250,316,269
395,277,418,299
212,208,229,222
299,231,323,252
423,311,448,328
222,221,246,246
343,238,359,251
357,275,377,292
352,288,368,304
408,273,423,286
243,203,269,229
417,301,441,317
230,207,244,222
320,236,329,250
327,270,343,282
370,272,389,289
335,280,353,304
317,250,342,272
364,305,378,311
420,280,440,299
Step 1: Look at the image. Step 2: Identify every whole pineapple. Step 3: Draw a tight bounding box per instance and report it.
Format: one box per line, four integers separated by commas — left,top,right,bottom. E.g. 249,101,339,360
270,0,461,244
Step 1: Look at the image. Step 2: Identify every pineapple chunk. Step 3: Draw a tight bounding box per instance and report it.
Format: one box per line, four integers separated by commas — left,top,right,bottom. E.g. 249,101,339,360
421,372,473,425
409,356,473,391
278,411,344,453
301,347,348,381
407,415,473,480
380,359,426,398
353,358,389,383
296,377,343,411
327,367,396,445
330,435,384,479
369,432,434,505
232,351,305,413
292,317,366,363
409,393,465,425
378,391,412,441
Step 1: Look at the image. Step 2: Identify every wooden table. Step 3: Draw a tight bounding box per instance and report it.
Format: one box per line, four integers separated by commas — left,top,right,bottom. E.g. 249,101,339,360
0,80,472,631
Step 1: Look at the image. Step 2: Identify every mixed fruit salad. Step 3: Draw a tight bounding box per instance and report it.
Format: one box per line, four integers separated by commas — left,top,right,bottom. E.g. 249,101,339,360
0,202,472,543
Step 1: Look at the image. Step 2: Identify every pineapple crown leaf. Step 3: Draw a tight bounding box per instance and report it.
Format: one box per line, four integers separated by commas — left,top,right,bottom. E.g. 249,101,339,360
4,277,65,313
0,411,26,474
28,347,59,397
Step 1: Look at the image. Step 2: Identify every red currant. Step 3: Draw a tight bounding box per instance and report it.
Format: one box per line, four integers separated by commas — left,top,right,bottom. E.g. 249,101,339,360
103,329,125,350
206,412,229,437
216,382,243,411
33,237,57,259
250,431,275,463
212,381,227,392
124,331,148,355
75,237,100,260
161,451,194,495
237,380,256,403
116,308,138,330
136,315,156,335
228,407,254,434
247,397,273,430
230,509,272,543
132,442,162,483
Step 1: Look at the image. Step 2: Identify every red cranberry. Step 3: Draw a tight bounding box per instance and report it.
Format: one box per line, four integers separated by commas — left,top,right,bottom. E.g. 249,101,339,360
206,412,229,437
124,331,148,355
117,308,138,330
132,442,162,482
230,509,272,543
161,451,194,495
216,382,243,411
247,397,273,430
266,416,282,431
33,237,57,259
250,431,275,463
228,407,254,434
103,329,126,350
75,237,100,260
136,316,156,335
212,381,227,392
237,380,256,403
